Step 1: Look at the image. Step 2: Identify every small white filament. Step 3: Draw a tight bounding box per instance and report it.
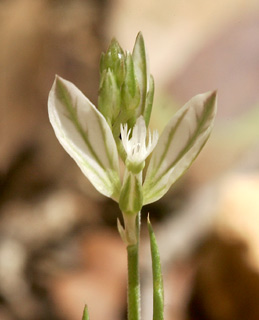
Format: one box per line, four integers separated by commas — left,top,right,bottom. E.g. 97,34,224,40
120,116,159,165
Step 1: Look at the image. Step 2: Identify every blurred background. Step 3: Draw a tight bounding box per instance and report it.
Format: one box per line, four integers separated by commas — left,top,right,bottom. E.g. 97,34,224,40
1,0,259,319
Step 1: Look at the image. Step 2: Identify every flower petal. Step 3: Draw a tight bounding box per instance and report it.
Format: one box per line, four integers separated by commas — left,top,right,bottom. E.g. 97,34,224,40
143,91,217,205
121,116,158,173
48,76,121,200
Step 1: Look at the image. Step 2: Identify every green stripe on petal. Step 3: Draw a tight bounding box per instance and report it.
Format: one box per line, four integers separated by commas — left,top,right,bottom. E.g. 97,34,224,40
143,91,217,205
48,76,121,201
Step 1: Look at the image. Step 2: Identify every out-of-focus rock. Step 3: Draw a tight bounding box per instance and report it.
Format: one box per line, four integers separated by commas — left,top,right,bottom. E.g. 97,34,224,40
185,173,259,320
0,0,109,201
216,173,259,270
0,189,100,320
49,230,127,320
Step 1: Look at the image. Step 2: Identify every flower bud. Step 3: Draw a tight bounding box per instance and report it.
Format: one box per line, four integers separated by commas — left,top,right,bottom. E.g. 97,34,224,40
98,34,155,139
98,69,120,126
121,52,140,112
100,39,125,87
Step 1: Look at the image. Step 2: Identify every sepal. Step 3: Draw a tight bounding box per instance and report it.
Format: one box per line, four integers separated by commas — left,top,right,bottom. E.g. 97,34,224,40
143,74,154,127
143,91,217,204
98,69,121,125
121,52,140,112
48,76,121,201
119,170,143,215
132,32,149,117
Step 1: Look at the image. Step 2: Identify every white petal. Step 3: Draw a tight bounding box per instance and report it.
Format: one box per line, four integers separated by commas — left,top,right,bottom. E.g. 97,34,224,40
134,116,146,145
143,91,217,205
48,76,121,200
121,116,158,166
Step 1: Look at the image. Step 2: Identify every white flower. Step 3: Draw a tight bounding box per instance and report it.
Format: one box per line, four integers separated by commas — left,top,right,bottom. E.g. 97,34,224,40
48,75,217,208
120,116,159,173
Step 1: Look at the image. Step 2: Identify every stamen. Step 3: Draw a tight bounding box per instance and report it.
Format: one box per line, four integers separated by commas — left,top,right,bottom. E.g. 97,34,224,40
120,116,159,167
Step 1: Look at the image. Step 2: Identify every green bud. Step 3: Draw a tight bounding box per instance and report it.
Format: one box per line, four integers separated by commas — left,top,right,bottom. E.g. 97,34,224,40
132,32,148,117
100,39,125,87
121,52,140,112
98,33,154,138
119,171,143,215
98,69,121,125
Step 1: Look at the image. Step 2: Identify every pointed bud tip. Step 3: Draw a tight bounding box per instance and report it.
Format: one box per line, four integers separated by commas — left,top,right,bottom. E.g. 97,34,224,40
136,31,144,40
108,37,124,53
111,37,119,44
133,32,145,54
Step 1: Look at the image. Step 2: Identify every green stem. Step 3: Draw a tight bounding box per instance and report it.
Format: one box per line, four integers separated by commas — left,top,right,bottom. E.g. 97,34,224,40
127,212,141,320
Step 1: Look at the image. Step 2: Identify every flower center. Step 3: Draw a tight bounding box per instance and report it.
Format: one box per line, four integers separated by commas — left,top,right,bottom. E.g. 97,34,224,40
120,116,159,172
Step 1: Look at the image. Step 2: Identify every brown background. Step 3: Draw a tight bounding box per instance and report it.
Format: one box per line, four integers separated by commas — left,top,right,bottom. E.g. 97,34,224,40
1,1,259,319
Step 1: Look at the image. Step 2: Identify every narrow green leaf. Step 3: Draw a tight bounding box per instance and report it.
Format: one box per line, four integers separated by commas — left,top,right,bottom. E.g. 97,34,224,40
147,216,164,320
143,91,217,204
82,305,90,320
48,76,121,201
